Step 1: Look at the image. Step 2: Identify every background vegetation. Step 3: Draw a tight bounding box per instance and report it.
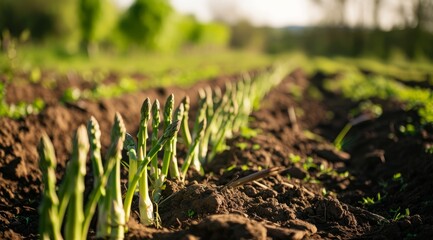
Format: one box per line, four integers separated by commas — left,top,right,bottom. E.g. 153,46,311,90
1,0,432,61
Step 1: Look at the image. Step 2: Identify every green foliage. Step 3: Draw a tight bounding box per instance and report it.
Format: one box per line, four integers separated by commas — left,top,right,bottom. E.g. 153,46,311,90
325,68,433,124
155,14,230,51
118,0,171,48
192,22,230,47
79,0,118,53
79,0,102,45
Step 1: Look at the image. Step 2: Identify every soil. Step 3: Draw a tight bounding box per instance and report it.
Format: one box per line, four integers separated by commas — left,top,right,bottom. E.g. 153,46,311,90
1,67,432,239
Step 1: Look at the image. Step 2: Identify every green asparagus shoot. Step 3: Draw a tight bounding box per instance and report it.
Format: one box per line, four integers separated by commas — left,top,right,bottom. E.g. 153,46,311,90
38,133,62,240
64,125,89,240
106,112,126,239
180,96,192,147
124,120,180,227
150,99,161,180
181,119,206,181
169,104,184,180
161,94,175,179
137,98,153,225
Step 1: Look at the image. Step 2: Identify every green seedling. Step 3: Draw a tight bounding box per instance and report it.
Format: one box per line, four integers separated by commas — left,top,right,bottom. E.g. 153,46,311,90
391,207,410,221
360,193,381,206
235,142,248,150
334,112,380,150
289,153,301,163
187,209,195,218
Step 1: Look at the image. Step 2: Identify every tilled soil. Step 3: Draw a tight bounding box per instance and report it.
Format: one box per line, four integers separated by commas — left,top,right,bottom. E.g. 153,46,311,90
1,68,432,239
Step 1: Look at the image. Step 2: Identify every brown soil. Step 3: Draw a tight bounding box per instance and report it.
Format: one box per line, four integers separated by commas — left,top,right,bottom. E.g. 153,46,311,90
1,68,432,239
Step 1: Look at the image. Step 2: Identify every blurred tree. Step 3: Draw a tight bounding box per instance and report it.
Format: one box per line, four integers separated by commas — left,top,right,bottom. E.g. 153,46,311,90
409,0,433,58
118,0,171,49
78,0,118,56
154,14,230,52
229,20,268,51
78,0,102,55
372,0,382,28
0,0,59,39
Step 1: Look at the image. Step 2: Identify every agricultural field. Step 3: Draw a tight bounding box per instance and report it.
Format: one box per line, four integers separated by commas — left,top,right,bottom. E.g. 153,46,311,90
1,52,433,239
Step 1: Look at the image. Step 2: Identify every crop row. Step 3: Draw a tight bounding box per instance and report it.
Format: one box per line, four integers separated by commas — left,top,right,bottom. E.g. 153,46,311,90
37,66,287,239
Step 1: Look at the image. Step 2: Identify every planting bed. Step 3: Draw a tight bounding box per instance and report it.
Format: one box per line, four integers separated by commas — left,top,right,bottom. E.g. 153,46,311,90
1,67,433,239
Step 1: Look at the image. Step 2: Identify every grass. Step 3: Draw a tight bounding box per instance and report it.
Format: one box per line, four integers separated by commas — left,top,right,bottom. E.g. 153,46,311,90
316,60,433,130
4,45,277,85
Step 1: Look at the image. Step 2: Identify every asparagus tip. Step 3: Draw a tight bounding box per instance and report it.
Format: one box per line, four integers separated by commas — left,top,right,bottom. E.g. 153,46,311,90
38,132,56,168
141,98,151,119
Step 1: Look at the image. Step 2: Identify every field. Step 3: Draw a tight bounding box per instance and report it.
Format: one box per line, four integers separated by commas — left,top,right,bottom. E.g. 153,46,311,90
1,52,433,239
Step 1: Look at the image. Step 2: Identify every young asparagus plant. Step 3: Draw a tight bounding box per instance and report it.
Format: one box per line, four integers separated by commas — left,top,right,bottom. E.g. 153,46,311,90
38,133,62,240
181,119,206,181
208,100,238,161
150,99,161,180
124,133,137,189
109,113,126,239
85,116,122,240
160,94,175,184
198,87,213,163
123,120,180,227
180,96,192,148
190,91,207,174
136,98,154,226
64,125,89,240
87,116,106,239
152,95,175,203
169,104,184,180
97,113,126,239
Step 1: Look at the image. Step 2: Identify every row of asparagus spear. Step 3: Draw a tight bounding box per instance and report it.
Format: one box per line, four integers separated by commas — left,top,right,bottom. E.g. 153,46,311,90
38,66,287,239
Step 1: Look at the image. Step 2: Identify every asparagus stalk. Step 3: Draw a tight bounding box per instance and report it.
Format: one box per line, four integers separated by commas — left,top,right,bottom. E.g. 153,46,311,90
152,95,175,203
96,113,126,239
83,119,121,239
124,120,180,225
198,88,213,163
137,98,154,226
150,99,160,180
181,119,206,181
38,133,62,240
88,116,103,190
180,96,192,147
106,113,126,239
137,98,151,161
139,158,153,226
161,94,175,179
192,92,207,168
124,133,137,188
169,104,184,180
86,117,105,239
64,125,89,240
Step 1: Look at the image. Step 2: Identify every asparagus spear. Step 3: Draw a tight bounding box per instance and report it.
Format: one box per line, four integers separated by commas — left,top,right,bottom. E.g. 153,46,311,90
137,98,154,226
150,99,160,180
38,133,62,240
124,120,180,225
107,113,126,239
180,96,192,147
64,125,89,240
